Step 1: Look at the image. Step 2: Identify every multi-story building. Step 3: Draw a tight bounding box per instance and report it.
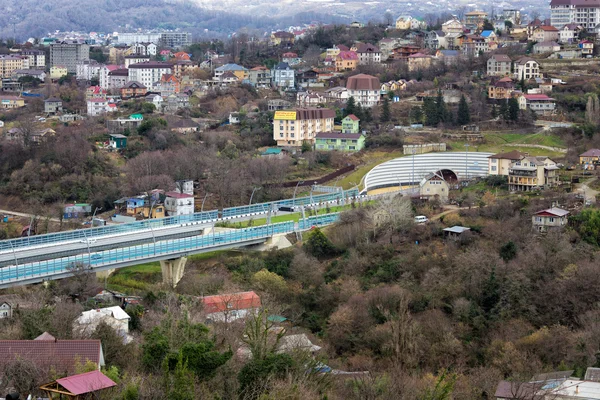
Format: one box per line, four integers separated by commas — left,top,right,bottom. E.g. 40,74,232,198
272,62,295,89
49,41,90,73
532,26,560,42
49,66,68,80
558,23,582,43
503,9,522,25
488,77,516,100
129,42,157,56
19,49,45,69
107,69,128,93
419,172,449,203
0,55,29,78
579,148,600,165
87,98,116,116
508,156,559,191
273,108,335,147
76,60,102,81
117,32,191,48
120,81,147,99
514,57,541,80
461,35,488,57
441,17,465,34
315,132,366,152
335,51,358,72
247,66,271,87
0,96,25,109
341,114,360,133
487,54,512,76
464,10,488,29
518,94,556,115
124,55,150,68
488,150,526,176
532,207,569,233
355,43,381,64
214,63,248,81
346,73,380,108
159,32,192,49
407,53,433,71
128,61,173,90
580,39,594,56
164,192,194,216
551,0,600,32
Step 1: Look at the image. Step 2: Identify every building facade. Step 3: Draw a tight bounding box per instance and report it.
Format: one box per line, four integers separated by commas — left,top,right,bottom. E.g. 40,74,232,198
128,62,172,90
272,62,295,89
50,41,90,73
164,192,194,216
273,108,335,147
487,54,512,76
514,57,541,80
508,156,559,191
315,132,365,151
551,0,600,32
346,73,380,108
532,207,569,233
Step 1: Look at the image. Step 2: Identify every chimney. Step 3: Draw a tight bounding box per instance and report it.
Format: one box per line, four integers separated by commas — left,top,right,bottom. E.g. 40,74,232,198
576,385,579,394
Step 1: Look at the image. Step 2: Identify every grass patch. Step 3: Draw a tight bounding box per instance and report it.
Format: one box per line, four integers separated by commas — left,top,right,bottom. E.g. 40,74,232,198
107,262,162,291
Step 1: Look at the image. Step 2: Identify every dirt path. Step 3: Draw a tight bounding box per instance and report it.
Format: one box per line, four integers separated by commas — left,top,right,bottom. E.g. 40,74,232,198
504,143,567,153
575,178,599,202
0,209,62,223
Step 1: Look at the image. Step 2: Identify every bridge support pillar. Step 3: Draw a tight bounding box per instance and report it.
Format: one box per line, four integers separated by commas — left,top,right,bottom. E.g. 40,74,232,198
160,257,187,288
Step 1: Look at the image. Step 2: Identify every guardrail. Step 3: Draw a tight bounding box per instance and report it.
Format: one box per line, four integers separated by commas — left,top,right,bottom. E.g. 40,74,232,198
0,221,296,285
298,213,341,230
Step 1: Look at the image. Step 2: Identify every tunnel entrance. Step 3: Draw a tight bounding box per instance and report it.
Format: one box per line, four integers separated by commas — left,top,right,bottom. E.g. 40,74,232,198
436,169,458,183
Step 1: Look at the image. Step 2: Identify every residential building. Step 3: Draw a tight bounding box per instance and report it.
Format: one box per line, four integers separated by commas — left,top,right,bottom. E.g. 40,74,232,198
109,44,129,64
273,108,335,147
201,291,261,323
488,150,527,176
107,68,128,92
76,60,102,81
172,60,196,80
532,207,569,233
159,32,192,48
335,51,359,72
49,41,90,73
124,54,150,68
436,49,460,65
270,31,295,46
441,17,465,34
99,64,121,89
508,156,559,191
164,191,194,216
44,97,63,114
0,55,29,78
118,32,190,48
551,0,600,33
170,119,200,134
50,66,68,80
580,149,600,165
488,77,516,100
480,30,497,42
425,31,448,50
129,42,157,56
282,52,302,66
580,39,594,57
464,10,488,29
19,49,45,69
128,61,173,90
107,117,143,134
514,57,541,80
519,94,556,115
315,131,365,152
324,86,349,103
532,26,560,42
75,306,131,337
503,9,522,24
12,69,46,81
487,54,512,76
461,35,489,57
407,53,433,71
533,41,561,54
378,38,403,61
419,172,449,203
0,96,25,109
326,44,349,59
164,93,189,113
214,63,249,81
296,91,326,107
0,333,105,376
248,66,271,87
175,180,194,195
87,98,116,116
0,302,12,318
346,73,380,108
342,114,360,133
218,71,238,84
355,43,381,64
272,62,295,89
559,23,582,43
155,73,180,96
120,81,147,99
86,85,108,100
396,15,421,30
146,94,164,109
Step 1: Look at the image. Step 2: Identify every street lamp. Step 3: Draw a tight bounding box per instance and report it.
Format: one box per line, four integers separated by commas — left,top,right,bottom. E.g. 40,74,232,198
293,181,304,204
201,193,212,212
249,187,262,206
92,207,102,224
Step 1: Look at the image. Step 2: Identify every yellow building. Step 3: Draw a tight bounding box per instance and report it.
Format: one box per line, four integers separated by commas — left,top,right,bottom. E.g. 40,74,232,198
465,10,488,28
273,108,335,147
50,66,68,80
0,96,25,109
142,205,166,219
508,156,559,191
0,55,28,78
488,150,527,176
419,172,449,203
270,31,295,46
579,149,600,165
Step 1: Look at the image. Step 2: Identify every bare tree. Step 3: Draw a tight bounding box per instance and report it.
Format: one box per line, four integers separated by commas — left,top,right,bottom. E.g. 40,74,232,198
367,194,413,243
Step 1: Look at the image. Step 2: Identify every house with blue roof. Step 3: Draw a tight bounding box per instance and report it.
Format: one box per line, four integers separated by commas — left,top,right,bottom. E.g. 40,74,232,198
214,63,249,81
480,30,497,42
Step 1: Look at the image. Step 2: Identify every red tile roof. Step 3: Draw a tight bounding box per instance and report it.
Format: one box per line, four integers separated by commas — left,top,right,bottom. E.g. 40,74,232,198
0,338,103,376
536,25,559,31
336,51,358,60
56,370,116,395
523,94,554,101
202,291,261,313
346,114,359,121
282,52,298,58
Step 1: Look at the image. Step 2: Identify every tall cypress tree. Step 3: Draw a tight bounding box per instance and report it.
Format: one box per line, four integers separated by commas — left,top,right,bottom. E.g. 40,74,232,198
508,97,520,121
424,97,439,126
499,100,509,121
436,89,449,123
457,95,471,125
345,96,356,117
381,96,391,122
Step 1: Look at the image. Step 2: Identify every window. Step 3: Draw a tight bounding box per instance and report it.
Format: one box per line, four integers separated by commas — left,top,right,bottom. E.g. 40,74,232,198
549,217,555,223
491,166,497,171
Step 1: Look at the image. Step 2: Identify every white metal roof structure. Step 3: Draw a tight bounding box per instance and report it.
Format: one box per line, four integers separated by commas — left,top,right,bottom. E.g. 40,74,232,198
363,151,494,192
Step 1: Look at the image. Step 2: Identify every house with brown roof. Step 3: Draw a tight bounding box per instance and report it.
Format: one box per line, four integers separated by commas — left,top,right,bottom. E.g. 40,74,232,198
346,74,380,108
532,207,569,233
0,332,105,377
580,149,600,166
488,77,517,100
355,43,381,64
508,156,559,191
270,31,295,46
407,52,433,71
315,131,365,152
532,26,560,43
120,81,147,99
488,150,527,176
273,108,336,147
487,54,512,76
201,291,261,322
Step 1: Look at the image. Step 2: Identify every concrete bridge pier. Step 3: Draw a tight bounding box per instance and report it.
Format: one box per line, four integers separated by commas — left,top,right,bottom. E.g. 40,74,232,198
160,257,188,288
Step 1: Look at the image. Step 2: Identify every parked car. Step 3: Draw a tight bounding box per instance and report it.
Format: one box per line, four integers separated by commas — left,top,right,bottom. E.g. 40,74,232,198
414,215,428,224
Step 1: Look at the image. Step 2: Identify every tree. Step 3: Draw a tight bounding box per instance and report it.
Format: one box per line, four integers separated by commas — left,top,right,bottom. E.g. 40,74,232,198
423,97,439,126
457,95,471,125
482,19,495,31
499,241,517,262
436,89,450,124
163,352,195,400
499,100,509,120
381,96,391,122
345,96,357,117
301,140,312,153
410,106,424,124
481,267,500,316
507,97,520,121
420,370,457,400
305,227,336,257
504,20,513,29
368,194,413,242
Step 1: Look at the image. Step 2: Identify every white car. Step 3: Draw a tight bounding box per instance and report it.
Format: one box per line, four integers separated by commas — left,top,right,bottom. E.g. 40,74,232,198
414,215,428,224
80,238,97,244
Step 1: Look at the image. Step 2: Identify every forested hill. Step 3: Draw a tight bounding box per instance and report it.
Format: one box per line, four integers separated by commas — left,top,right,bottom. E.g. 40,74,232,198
0,0,332,40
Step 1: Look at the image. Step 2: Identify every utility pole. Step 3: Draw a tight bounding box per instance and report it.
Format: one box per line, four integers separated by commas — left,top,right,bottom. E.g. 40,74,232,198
293,181,304,205
249,187,262,206
201,193,212,212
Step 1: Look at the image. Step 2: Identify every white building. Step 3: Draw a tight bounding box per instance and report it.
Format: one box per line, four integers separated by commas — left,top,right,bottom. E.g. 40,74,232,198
20,49,46,69
346,73,380,108
514,57,541,80
145,94,164,109
99,65,121,89
74,306,131,343
551,0,600,33
124,55,150,68
87,98,116,116
0,302,12,319
164,191,194,216
272,62,295,89
175,180,194,195
129,42,158,56
76,60,102,81
128,61,172,90
355,43,381,65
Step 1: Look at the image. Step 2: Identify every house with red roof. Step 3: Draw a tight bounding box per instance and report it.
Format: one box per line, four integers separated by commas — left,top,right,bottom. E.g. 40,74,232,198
165,191,194,216
282,52,302,66
518,93,556,115
201,291,261,322
532,207,569,233
580,39,594,57
85,85,108,100
0,332,105,377
532,25,560,43
173,51,191,61
335,51,358,72
40,370,116,399
342,114,360,133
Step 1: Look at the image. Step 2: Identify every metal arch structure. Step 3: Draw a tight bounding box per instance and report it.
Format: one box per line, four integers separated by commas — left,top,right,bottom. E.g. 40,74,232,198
363,152,495,193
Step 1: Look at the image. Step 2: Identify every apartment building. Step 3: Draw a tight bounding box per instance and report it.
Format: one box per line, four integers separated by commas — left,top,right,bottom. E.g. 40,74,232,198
355,43,381,65
508,156,559,191
551,0,600,32
50,41,90,73
128,61,173,90
488,77,516,100
76,60,102,81
514,57,541,80
0,55,29,78
20,49,45,69
117,32,191,48
488,150,527,176
346,73,380,107
487,54,512,76
273,108,335,147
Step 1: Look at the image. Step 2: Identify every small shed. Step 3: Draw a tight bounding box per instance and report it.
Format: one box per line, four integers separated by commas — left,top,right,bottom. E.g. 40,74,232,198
443,226,471,240
0,302,12,318
40,370,116,399
109,134,127,149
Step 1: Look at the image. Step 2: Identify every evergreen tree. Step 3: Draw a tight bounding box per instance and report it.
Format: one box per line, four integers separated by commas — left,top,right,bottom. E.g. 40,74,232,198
499,100,509,121
456,95,471,125
423,97,439,126
345,96,356,117
381,96,391,122
436,89,449,123
410,106,424,124
481,267,500,316
508,97,520,121
490,104,498,119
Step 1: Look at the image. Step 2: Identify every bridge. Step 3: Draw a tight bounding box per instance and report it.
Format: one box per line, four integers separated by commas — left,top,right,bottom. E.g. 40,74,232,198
363,152,494,193
0,189,358,289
